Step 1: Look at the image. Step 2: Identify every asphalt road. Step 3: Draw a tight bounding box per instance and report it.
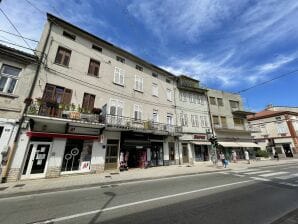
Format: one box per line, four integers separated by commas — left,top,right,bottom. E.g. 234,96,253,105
0,163,297,224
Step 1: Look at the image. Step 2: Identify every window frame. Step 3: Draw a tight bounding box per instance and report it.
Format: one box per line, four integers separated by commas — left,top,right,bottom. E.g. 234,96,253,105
209,97,216,105
166,88,172,101
217,98,224,106
0,64,21,94
87,59,100,77
191,115,199,127
134,75,144,92
54,46,72,67
135,65,143,71
82,93,96,112
133,104,143,121
152,83,158,97
116,56,125,64
113,67,125,86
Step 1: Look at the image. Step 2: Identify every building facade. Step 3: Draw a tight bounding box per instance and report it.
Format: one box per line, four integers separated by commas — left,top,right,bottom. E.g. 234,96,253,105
248,109,298,158
7,13,182,181
175,76,212,164
0,44,37,181
207,89,260,160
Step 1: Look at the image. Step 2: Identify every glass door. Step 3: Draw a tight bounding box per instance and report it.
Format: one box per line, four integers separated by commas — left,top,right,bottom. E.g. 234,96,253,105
182,143,189,163
105,140,119,170
22,142,51,179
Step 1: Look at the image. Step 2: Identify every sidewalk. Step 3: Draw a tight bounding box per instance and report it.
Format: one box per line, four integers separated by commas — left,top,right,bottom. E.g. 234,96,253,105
0,158,297,198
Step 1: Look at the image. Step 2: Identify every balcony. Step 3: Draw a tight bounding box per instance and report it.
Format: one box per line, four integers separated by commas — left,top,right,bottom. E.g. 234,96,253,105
105,114,182,135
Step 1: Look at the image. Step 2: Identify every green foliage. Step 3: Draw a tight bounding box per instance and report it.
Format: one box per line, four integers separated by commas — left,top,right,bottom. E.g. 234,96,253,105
255,149,269,158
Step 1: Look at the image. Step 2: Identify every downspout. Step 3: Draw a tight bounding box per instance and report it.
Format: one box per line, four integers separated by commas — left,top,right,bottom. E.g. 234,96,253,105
173,80,181,165
2,21,53,182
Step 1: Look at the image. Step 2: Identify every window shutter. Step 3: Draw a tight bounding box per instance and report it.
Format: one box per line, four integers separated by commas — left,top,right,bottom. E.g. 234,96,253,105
62,88,72,104
43,84,55,101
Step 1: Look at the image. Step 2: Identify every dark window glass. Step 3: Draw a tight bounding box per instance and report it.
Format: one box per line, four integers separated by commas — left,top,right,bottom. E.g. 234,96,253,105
54,47,71,66
63,31,76,40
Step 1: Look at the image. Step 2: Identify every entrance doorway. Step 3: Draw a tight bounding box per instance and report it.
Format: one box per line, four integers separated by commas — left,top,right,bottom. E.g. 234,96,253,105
22,142,51,179
182,143,189,163
194,145,209,161
105,139,119,170
283,144,293,157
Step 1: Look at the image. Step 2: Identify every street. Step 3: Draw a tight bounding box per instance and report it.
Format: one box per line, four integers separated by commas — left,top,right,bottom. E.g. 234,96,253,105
0,163,297,224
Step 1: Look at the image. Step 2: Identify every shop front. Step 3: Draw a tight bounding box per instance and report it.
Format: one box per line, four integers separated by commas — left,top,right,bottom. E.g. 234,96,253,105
218,141,261,160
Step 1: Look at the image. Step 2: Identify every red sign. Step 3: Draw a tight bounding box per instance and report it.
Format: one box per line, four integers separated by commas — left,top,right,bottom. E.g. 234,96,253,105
193,134,206,140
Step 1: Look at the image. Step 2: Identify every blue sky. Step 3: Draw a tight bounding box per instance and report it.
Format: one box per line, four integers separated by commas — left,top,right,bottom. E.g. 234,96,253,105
0,0,297,111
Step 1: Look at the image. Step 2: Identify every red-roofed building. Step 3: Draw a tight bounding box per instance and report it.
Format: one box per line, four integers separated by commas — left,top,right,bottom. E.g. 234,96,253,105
247,107,298,158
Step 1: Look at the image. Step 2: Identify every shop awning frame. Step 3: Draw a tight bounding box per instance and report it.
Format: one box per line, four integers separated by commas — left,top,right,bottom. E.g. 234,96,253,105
218,141,261,148
26,131,99,140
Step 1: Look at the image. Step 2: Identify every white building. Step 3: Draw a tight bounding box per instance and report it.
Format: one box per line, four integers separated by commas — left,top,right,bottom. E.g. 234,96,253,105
0,44,37,181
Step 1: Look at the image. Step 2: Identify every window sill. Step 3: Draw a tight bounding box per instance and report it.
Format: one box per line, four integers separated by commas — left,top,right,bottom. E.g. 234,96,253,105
54,62,70,68
113,82,125,87
134,89,143,93
0,92,19,98
87,73,99,78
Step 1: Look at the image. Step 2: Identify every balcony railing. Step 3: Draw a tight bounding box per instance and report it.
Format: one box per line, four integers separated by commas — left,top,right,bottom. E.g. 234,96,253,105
105,114,182,134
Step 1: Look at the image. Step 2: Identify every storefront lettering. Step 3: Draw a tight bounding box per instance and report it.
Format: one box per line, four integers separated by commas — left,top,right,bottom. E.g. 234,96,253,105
194,135,206,140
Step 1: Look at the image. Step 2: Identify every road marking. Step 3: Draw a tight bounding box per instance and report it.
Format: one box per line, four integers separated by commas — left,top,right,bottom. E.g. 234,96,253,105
259,172,289,177
231,169,260,173
275,174,298,180
38,180,254,223
279,182,298,187
251,177,270,182
244,170,272,175
233,174,245,177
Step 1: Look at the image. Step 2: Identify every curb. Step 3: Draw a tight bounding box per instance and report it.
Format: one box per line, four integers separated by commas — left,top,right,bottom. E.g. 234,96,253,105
0,161,296,199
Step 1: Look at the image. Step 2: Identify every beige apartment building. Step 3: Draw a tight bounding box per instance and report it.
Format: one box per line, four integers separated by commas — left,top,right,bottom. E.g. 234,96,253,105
7,13,182,181
207,89,260,160
0,44,37,181
248,108,298,158
175,75,212,164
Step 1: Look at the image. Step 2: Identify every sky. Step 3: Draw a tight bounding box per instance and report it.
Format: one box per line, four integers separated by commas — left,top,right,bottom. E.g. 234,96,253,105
0,0,297,112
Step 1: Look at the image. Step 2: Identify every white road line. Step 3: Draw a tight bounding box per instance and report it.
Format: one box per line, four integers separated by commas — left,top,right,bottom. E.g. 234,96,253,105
231,169,260,173
39,180,254,223
279,182,298,187
244,170,272,175
275,174,298,180
233,174,245,177
251,177,270,182
259,172,289,177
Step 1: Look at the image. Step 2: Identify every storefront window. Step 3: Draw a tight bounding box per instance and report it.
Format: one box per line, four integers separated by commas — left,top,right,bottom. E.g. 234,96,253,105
62,139,93,172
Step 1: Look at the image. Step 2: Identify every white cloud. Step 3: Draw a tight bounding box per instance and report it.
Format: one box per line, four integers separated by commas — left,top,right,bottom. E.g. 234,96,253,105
257,54,297,73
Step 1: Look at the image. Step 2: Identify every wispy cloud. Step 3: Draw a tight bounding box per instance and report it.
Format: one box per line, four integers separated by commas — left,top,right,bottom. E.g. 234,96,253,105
257,54,298,73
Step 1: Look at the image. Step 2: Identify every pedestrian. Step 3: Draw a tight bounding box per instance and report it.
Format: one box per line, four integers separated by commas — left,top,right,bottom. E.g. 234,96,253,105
244,150,250,164
232,151,237,163
220,152,225,167
274,151,279,161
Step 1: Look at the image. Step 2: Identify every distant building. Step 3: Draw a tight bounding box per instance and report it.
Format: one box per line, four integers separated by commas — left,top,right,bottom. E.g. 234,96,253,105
207,89,260,160
248,109,298,158
0,44,37,180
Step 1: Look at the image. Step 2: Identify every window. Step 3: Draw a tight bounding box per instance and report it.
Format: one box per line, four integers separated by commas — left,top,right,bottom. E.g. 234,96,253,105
109,99,123,116
63,31,76,40
54,47,71,66
200,116,208,127
220,116,227,127
0,126,3,138
230,100,239,110
152,72,158,78
116,56,125,63
114,67,125,85
200,95,205,105
217,98,224,106
0,64,21,94
166,89,172,101
82,93,95,112
166,79,171,84
276,122,287,134
182,92,187,102
209,97,216,105
189,94,195,103
191,115,199,127
233,117,244,127
167,114,173,125
153,110,159,123
134,104,142,121
134,75,144,92
88,59,100,77
152,83,158,96
180,113,188,126
39,84,72,117
212,115,220,126
92,44,102,53
135,65,143,71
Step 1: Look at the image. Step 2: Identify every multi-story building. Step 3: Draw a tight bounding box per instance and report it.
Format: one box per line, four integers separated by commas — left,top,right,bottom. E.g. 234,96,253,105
247,108,298,158
207,89,260,159
0,44,37,180
175,75,212,164
7,13,182,181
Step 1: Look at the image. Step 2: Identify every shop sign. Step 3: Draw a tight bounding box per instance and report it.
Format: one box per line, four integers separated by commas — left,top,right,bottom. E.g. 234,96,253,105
193,134,206,140
80,161,91,171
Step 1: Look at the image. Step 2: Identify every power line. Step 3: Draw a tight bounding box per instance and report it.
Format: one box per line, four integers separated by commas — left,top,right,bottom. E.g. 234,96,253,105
236,68,298,94
23,0,44,15
0,29,38,42
0,39,36,52
0,7,32,49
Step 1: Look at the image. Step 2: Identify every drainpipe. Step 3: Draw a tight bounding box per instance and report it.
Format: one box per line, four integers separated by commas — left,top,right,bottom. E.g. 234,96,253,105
173,84,181,165
1,21,53,182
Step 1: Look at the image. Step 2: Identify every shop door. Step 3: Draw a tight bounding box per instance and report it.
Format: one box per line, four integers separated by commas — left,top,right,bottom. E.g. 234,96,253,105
22,142,51,179
182,144,189,163
105,140,119,170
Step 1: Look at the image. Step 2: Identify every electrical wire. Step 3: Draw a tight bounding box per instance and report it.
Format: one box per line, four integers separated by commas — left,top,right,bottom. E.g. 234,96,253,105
0,29,39,42
0,7,32,49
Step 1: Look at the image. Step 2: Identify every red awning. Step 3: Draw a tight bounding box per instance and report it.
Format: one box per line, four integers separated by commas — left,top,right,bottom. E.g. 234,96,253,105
26,131,99,140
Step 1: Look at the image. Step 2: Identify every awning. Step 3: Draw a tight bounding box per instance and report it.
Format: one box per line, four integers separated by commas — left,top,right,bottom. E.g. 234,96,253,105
191,141,211,145
218,141,261,148
26,131,99,140
237,142,261,148
218,142,241,147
